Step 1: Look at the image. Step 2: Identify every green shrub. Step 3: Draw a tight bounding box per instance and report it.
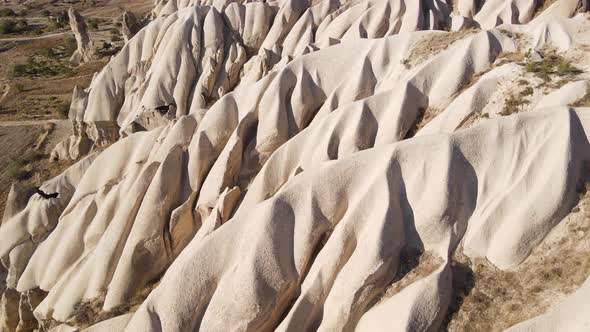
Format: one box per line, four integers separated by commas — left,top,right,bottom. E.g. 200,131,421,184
38,47,57,59
0,8,16,17
501,94,529,116
64,35,77,56
47,19,64,31
10,57,72,78
6,162,29,180
15,19,27,30
525,54,582,81
6,150,41,180
87,18,99,30
20,150,42,164
519,86,534,97
13,83,25,93
0,20,17,34
56,103,70,118
46,11,68,31
10,63,29,77
0,19,27,34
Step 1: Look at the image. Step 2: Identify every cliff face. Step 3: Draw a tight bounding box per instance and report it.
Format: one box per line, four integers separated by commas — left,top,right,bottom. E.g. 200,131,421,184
2,1,590,331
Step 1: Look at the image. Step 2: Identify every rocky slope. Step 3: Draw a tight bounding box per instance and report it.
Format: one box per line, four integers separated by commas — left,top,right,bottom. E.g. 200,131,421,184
2,0,590,331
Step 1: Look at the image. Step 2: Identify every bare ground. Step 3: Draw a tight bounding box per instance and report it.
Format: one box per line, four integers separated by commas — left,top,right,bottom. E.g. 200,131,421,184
446,184,590,331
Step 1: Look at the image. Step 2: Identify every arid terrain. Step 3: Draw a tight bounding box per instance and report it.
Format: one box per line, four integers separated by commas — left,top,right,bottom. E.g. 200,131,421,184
1,0,590,331
0,0,151,217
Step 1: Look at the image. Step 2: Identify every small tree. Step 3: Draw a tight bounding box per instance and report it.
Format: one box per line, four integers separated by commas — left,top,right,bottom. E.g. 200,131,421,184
0,8,16,17
0,20,17,34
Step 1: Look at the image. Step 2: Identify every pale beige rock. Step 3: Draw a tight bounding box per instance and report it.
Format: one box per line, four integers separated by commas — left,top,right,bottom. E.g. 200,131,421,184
50,324,78,332
68,7,97,66
82,314,133,331
2,183,35,224
1,0,590,331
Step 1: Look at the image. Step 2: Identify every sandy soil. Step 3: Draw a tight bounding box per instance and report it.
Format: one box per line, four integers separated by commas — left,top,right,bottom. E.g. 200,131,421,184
0,0,142,217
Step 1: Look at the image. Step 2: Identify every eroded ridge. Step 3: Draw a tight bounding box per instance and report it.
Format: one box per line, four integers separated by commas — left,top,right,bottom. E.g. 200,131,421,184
2,0,590,331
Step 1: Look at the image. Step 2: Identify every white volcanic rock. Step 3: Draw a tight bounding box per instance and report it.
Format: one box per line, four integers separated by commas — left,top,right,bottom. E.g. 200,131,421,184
68,7,97,66
2,0,590,331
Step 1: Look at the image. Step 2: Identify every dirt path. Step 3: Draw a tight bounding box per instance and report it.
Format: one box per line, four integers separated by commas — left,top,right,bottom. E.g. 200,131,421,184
0,32,69,43
0,119,65,127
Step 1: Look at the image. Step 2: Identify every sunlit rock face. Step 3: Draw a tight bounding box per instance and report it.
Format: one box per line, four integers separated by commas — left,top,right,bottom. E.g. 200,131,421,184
68,7,98,66
3,0,590,331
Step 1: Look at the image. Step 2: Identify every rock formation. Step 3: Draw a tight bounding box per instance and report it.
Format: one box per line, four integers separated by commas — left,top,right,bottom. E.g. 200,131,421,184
68,7,97,66
51,86,95,161
121,11,143,43
3,0,590,331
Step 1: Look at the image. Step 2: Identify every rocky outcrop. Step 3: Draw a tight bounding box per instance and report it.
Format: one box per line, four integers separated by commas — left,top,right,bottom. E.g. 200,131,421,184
3,0,590,330
1,183,35,224
51,85,119,161
68,7,97,66
121,11,144,43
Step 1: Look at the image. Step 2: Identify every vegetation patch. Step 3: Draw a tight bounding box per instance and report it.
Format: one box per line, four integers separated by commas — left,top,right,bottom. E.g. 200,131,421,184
371,248,443,308
525,53,581,82
10,57,72,78
0,8,17,17
381,249,443,300
519,86,534,97
57,103,70,118
0,19,28,34
6,150,42,180
495,51,525,67
445,181,590,331
457,112,490,130
405,29,477,67
571,86,590,107
533,0,558,17
500,93,529,116
45,10,69,32
67,280,160,329
64,35,78,57
405,107,442,138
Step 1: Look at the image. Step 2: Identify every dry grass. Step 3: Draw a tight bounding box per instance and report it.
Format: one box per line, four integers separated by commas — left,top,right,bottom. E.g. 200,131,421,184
0,33,106,121
446,182,590,331
377,249,444,302
457,112,489,130
405,29,477,67
64,281,160,329
525,52,582,82
405,107,442,138
519,86,534,97
533,0,559,17
571,86,590,107
500,92,530,116
495,51,525,67
0,123,73,219
0,125,43,217
498,29,528,51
